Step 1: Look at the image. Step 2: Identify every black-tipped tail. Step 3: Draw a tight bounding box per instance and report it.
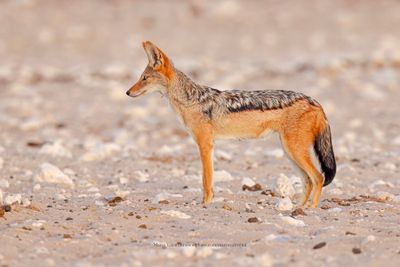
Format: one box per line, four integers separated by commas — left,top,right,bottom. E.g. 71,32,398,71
314,125,336,186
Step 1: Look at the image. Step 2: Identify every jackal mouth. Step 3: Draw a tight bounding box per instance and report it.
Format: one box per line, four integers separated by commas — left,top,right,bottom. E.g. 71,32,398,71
127,90,147,97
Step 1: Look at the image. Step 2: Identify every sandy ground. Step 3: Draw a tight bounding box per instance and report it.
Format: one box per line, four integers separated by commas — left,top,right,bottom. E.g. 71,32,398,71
0,0,400,266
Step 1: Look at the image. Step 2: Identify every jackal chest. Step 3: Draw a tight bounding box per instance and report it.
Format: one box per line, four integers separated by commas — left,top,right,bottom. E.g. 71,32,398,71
168,100,202,131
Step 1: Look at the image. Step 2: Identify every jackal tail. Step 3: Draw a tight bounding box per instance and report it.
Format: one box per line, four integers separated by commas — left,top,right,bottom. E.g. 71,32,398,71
314,124,336,186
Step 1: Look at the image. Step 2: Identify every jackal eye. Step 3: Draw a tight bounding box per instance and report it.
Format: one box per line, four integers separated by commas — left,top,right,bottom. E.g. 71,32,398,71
142,76,148,81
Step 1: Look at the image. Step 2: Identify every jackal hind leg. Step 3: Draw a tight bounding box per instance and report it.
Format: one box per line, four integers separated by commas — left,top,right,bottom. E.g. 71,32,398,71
280,135,323,208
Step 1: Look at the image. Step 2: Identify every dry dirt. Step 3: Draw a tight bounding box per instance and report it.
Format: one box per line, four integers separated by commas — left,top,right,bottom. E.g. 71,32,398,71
0,1,400,266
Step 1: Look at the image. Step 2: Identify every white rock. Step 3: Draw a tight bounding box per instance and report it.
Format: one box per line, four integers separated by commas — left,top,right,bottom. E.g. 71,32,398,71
22,198,31,207
275,197,293,211
158,145,181,156
35,163,75,188
328,207,343,213
19,118,44,131
275,174,295,198
55,193,66,200
39,141,72,158
384,163,396,171
87,187,99,193
256,253,274,267
185,187,202,193
241,177,256,187
134,171,149,182
119,177,128,185
153,192,183,203
375,191,394,201
171,168,185,177
215,252,227,259
215,150,232,161
214,170,234,182
32,220,46,228
0,179,9,188
361,235,376,245
264,234,278,241
95,200,104,206
5,194,22,205
265,148,284,158
213,197,225,202
280,216,305,227
196,247,213,258
264,234,290,242
115,190,130,199
161,210,191,219
166,251,177,259
290,175,303,194
35,247,49,254
80,142,120,162
33,184,41,191
182,246,196,257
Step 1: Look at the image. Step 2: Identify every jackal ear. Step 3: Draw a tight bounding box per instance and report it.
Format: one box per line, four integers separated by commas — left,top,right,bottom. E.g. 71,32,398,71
142,41,168,69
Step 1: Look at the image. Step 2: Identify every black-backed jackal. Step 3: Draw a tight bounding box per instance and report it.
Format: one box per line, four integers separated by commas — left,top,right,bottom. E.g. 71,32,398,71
126,41,336,208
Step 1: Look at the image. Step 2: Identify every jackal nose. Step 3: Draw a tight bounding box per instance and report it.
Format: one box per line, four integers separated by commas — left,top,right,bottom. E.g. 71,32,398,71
126,90,130,96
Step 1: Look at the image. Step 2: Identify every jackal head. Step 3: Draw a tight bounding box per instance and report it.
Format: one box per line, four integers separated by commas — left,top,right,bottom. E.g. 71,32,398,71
126,41,174,97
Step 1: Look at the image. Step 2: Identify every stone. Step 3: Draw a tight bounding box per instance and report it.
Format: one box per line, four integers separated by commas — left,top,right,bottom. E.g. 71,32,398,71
275,174,295,198
35,163,75,188
241,177,256,187
161,210,191,219
275,197,293,211
280,216,305,227
134,171,150,183
39,141,72,158
5,194,22,205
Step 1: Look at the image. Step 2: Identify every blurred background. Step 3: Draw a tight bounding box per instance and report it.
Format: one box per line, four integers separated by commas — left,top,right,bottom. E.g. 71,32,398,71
0,1,400,266
1,0,399,155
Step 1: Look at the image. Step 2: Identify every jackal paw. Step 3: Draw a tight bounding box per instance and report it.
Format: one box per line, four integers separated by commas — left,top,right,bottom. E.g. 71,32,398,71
306,203,319,208
202,191,214,204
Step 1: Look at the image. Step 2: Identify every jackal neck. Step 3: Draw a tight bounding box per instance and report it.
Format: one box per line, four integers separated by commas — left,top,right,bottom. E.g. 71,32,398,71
166,69,202,106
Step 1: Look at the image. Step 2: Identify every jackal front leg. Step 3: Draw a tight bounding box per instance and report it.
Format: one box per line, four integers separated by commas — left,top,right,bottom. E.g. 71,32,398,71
194,126,215,204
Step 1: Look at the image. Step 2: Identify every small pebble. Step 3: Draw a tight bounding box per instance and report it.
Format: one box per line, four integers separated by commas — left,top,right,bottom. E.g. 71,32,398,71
313,242,326,249
247,217,260,223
